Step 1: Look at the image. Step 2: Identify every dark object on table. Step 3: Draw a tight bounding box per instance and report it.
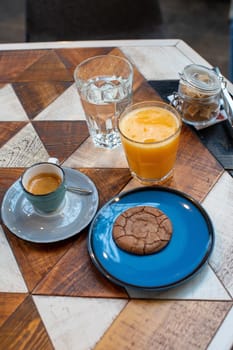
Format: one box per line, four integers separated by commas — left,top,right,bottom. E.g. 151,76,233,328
229,0,233,81
213,67,233,139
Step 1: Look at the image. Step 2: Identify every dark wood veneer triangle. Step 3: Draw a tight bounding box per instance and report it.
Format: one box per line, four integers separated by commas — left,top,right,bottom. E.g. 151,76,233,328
4,229,74,292
0,122,28,148
0,293,27,327
0,50,47,82
169,125,223,202
80,168,132,207
0,296,54,349
13,81,72,119
56,47,113,74
16,50,73,82
32,121,89,162
0,168,24,212
34,231,128,298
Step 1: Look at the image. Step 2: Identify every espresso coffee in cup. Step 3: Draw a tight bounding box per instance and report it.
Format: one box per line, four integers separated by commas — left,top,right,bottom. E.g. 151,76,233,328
21,162,66,213
26,172,62,195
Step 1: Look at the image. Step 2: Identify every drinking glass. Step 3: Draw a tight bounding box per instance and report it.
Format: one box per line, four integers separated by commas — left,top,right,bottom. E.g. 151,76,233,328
74,55,133,149
118,101,182,184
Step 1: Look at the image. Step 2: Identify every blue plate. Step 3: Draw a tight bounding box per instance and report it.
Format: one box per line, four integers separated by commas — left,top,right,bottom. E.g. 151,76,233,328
88,187,214,291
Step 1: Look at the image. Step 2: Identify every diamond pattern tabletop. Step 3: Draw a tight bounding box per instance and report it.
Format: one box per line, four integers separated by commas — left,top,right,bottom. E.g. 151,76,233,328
0,41,232,350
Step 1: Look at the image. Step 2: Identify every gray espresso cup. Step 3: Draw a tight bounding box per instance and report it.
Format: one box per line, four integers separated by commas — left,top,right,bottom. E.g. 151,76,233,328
21,162,66,213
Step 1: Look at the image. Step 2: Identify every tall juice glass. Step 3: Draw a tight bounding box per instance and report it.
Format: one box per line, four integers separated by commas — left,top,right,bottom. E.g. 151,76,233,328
118,101,182,184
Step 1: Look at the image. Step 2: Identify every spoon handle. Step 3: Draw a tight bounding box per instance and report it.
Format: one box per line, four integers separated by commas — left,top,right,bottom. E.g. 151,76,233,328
66,186,93,195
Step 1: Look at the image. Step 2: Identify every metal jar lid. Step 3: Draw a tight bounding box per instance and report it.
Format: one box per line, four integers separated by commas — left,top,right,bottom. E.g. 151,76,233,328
180,64,221,94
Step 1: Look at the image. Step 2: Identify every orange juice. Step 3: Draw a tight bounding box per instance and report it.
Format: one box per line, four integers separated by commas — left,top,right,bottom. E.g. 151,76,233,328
118,101,181,183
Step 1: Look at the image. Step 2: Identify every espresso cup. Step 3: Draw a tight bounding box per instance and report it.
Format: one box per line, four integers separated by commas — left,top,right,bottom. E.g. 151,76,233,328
21,162,66,213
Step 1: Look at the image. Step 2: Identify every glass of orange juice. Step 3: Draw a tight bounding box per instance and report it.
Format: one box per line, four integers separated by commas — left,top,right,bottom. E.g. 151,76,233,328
118,101,182,184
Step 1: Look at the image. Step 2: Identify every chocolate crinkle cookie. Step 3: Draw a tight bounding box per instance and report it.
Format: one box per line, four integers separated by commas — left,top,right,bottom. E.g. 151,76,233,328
112,206,172,255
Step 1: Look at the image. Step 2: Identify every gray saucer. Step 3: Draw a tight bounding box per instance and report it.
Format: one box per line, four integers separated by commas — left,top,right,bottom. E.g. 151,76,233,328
1,167,99,243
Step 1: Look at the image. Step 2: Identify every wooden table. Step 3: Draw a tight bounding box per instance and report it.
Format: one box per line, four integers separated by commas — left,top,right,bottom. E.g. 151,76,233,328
0,39,232,350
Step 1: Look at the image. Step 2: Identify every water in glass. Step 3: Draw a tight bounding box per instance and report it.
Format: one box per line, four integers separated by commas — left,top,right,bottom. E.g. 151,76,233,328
80,75,132,149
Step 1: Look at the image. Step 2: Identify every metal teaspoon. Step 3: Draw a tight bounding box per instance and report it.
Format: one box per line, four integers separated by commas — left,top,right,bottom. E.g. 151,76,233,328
66,186,93,195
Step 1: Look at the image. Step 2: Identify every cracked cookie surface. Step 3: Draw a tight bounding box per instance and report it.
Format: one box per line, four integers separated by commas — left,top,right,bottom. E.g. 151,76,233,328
112,206,172,255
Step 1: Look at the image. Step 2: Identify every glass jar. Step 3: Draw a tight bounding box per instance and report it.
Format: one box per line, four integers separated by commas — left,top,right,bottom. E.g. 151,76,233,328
176,64,221,127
